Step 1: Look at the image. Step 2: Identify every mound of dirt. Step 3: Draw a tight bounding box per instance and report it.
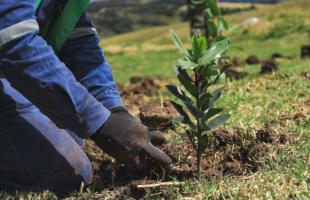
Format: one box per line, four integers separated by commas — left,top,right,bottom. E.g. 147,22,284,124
122,94,150,117
301,45,310,59
232,57,243,67
118,76,162,117
245,55,260,65
256,127,277,143
123,76,161,96
140,100,178,130
213,127,242,146
271,53,294,60
256,127,291,144
260,59,278,74
225,68,247,79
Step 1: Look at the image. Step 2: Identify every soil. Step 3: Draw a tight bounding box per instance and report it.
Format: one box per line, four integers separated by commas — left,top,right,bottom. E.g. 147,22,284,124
301,45,310,59
232,57,243,67
123,94,150,117
82,121,293,198
260,58,278,74
245,55,260,65
271,53,294,60
139,99,178,130
117,76,162,117
225,68,248,79
122,76,161,96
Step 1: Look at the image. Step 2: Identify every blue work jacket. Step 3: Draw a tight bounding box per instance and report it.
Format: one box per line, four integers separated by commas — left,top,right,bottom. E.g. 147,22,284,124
0,0,123,138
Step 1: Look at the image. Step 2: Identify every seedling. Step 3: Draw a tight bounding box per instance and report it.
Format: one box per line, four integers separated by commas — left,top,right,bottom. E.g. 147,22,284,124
167,30,231,179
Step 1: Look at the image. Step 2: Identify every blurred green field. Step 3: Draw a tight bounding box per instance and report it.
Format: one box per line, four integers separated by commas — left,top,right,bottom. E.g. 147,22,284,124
101,0,309,82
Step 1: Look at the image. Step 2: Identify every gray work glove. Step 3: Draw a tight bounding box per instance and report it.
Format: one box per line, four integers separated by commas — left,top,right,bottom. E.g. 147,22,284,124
91,108,172,170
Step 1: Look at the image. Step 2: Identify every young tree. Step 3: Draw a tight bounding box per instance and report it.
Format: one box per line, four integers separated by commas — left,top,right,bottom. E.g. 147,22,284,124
168,30,231,179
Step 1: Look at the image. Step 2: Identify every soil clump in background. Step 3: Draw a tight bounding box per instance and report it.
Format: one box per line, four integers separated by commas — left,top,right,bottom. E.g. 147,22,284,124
260,58,278,74
245,55,260,65
301,45,310,59
225,68,247,79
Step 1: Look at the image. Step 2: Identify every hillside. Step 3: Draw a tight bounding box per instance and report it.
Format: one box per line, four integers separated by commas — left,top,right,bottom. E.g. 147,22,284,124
88,0,185,36
100,0,309,81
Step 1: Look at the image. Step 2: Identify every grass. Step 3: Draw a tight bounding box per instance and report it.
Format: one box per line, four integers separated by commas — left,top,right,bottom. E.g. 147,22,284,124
101,0,309,82
1,0,309,199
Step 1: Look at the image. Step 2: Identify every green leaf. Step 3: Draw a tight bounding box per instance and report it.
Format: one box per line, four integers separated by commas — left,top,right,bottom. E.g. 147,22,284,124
219,18,229,31
177,59,199,70
199,79,209,92
166,85,191,103
231,46,244,52
206,114,230,130
200,67,218,79
204,9,214,19
199,38,230,65
172,116,185,124
208,0,220,16
209,64,231,86
211,87,224,101
199,93,212,111
185,101,204,118
170,30,190,57
192,35,207,60
203,108,223,122
177,68,197,97
170,101,194,128
207,20,218,37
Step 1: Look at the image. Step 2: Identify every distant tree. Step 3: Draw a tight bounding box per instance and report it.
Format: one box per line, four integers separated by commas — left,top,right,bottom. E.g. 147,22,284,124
187,0,208,38
187,0,229,44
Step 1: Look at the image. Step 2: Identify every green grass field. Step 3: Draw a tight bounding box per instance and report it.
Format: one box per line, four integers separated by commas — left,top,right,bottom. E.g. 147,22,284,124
1,0,309,199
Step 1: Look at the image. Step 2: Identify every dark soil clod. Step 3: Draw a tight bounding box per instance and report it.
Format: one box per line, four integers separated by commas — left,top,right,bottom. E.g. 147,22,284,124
221,159,244,176
232,57,243,67
213,128,242,146
256,127,277,143
301,45,310,59
271,53,294,60
121,76,161,97
260,58,278,74
246,55,260,65
225,69,248,79
140,100,178,130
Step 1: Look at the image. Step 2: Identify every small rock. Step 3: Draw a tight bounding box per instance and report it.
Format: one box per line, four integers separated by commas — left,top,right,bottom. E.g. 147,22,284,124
242,17,260,26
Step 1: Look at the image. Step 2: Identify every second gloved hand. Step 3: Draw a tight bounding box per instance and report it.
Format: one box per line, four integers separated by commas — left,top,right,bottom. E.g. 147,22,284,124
91,108,172,170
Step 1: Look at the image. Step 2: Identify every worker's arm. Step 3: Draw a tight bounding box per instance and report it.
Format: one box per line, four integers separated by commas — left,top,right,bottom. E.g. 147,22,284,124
0,0,110,138
58,13,124,110
57,13,172,168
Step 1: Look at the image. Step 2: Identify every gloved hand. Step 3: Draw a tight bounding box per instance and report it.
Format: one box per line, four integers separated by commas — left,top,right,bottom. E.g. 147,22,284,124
91,108,172,170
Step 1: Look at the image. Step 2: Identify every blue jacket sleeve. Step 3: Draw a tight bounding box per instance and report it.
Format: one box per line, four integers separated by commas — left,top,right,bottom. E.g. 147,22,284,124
0,0,110,138
58,13,124,110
